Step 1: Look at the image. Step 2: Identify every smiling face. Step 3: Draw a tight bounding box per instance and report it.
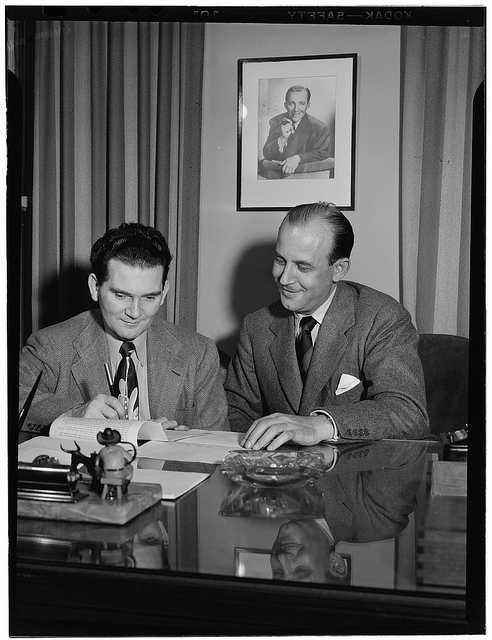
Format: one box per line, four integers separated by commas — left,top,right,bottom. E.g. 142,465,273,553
88,258,168,341
272,220,350,315
284,89,310,124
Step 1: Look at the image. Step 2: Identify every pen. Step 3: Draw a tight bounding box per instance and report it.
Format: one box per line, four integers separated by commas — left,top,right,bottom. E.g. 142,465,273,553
104,364,114,396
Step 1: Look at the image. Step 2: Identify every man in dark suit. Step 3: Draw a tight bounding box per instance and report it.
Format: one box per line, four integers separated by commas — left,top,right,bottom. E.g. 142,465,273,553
261,85,331,176
19,223,228,430
225,202,429,448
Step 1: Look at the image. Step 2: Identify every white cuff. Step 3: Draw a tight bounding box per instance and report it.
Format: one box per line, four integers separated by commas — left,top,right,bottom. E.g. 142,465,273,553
310,410,339,442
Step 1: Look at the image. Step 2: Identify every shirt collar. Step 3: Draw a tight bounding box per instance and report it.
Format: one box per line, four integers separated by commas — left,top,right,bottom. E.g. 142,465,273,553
105,325,147,370
295,285,337,327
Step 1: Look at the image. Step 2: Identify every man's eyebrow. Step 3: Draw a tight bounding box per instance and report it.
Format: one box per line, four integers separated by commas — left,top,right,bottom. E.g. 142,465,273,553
110,286,162,297
295,259,314,268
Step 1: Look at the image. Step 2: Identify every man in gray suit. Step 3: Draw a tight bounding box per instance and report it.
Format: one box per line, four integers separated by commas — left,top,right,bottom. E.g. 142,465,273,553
225,202,428,449
19,223,228,430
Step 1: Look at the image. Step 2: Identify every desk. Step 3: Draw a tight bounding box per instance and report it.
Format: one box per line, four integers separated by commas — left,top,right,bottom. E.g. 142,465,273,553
13,439,474,635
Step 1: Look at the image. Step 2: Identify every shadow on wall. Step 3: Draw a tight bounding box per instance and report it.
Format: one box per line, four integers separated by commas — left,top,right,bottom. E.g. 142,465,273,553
217,242,278,358
39,265,94,330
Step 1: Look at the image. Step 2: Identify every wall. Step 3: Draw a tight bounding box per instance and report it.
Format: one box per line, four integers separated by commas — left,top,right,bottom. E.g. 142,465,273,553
198,24,401,355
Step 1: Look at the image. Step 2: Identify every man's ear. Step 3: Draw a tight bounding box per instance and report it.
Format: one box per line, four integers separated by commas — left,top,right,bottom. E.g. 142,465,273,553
159,280,170,306
333,258,350,282
88,273,99,302
329,551,348,579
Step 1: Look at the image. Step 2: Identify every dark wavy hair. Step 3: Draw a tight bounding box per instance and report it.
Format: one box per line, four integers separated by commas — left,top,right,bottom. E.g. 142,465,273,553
281,201,354,265
90,222,173,285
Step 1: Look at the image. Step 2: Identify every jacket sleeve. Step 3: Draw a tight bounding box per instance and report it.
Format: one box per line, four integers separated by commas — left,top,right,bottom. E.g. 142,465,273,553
262,119,284,160
224,316,264,432
314,305,429,441
19,331,80,426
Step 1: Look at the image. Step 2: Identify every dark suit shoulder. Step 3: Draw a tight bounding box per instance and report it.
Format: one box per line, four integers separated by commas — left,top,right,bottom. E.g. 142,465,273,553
339,281,409,316
303,112,329,132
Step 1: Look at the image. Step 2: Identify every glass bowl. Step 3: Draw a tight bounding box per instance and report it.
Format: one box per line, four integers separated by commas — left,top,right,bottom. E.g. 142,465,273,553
220,450,326,488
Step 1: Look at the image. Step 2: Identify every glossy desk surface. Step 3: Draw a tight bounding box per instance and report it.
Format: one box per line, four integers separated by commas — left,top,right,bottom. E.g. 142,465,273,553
14,439,472,635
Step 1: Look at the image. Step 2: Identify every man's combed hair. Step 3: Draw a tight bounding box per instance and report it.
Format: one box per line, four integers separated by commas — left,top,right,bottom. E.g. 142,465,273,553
282,201,354,264
90,222,173,284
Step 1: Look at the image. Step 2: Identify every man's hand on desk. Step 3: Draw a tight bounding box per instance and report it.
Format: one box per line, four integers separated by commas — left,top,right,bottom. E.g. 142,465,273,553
66,394,126,419
241,413,334,451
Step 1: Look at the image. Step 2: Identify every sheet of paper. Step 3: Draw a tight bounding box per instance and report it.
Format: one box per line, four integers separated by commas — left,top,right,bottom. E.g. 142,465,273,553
138,433,244,464
131,468,209,499
165,430,245,446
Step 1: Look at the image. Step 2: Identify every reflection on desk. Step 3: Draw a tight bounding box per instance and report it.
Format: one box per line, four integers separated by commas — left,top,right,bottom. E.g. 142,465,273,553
15,439,471,634
17,440,463,589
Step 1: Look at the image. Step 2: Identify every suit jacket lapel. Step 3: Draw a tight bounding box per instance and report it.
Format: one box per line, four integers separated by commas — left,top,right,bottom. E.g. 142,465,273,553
300,284,356,413
72,311,111,397
269,313,304,413
147,322,184,418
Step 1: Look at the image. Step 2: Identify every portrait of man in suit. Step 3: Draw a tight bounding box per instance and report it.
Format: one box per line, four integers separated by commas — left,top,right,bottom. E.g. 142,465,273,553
259,84,334,180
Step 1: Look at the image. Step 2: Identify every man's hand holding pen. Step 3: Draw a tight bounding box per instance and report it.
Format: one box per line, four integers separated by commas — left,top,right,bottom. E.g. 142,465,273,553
66,394,127,420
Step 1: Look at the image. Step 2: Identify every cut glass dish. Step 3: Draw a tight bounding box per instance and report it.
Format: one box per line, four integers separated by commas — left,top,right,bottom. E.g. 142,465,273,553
220,450,326,487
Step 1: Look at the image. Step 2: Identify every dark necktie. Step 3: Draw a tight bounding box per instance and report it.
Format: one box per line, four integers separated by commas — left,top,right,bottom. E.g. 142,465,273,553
113,341,139,419
296,316,317,382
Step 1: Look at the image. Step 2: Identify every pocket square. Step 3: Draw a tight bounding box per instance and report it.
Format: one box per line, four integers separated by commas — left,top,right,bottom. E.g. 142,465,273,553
335,374,361,396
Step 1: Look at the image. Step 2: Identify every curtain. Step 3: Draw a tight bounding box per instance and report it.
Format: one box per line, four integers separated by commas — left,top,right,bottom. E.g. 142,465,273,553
28,20,203,335
400,26,484,337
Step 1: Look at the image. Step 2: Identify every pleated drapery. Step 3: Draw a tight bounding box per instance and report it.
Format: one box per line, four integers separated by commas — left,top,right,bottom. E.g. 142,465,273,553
30,20,203,334
400,26,484,337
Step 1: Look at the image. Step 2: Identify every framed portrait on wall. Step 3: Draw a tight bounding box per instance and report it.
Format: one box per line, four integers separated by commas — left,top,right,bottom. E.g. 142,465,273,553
237,54,357,211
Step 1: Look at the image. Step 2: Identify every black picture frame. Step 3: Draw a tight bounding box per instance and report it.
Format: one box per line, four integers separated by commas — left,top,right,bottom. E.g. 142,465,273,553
238,53,357,211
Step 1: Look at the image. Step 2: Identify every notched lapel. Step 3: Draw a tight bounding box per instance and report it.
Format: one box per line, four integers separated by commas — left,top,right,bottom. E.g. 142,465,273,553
300,285,356,413
269,314,303,412
72,314,110,398
287,117,308,156
147,324,186,417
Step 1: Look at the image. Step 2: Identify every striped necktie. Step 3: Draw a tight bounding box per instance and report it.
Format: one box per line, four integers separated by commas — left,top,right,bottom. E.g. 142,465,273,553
113,341,139,419
296,316,317,382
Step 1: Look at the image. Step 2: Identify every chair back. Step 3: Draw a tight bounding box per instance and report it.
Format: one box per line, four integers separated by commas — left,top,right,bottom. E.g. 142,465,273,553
418,334,469,436
218,349,231,386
